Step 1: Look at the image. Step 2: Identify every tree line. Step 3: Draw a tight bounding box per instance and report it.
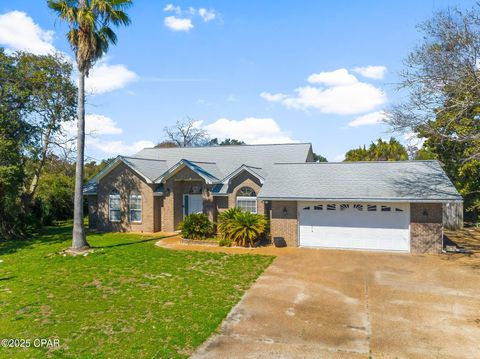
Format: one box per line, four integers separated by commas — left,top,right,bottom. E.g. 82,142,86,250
0,48,112,240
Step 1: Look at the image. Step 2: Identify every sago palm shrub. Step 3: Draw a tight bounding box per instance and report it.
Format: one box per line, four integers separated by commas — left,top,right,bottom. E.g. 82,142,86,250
217,208,241,238
227,211,267,247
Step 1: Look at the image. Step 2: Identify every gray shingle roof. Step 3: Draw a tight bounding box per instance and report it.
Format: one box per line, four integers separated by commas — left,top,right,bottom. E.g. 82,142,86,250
156,159,222,183
83,144,312,193
134,143,312,181
258,161,462,202
122,157,168,182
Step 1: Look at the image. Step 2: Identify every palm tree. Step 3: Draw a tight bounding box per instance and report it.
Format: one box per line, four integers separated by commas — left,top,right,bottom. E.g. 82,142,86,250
228,212,267,247
48,0,132,249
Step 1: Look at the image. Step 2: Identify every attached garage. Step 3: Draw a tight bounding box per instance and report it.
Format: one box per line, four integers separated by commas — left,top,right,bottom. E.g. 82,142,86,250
298,202,410,251
260,161,463,253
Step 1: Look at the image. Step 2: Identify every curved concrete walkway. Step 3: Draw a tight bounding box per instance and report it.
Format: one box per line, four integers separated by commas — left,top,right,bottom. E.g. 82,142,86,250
158,237,480,358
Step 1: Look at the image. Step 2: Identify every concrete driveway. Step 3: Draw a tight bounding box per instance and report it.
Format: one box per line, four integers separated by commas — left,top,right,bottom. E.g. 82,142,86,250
192,248,480,358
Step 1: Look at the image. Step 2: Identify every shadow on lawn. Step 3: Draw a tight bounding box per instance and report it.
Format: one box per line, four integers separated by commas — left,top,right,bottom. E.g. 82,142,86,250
0,224,73,256
0,222,176,256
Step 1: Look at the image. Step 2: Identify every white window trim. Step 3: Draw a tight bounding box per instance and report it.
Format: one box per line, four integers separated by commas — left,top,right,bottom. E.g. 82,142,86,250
236,196,257,214
129,194,142,223
109,194,121,222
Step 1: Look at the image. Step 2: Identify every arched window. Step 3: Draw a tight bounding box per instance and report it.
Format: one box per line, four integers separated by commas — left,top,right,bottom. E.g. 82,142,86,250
129,192,142,223
109,189,121,222
236,187,257,213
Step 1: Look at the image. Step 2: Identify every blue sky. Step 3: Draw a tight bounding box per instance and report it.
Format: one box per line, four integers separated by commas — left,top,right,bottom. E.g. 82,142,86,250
0,0,475,161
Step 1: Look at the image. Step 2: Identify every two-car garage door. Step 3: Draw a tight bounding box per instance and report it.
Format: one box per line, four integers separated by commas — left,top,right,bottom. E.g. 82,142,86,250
298,202,410,252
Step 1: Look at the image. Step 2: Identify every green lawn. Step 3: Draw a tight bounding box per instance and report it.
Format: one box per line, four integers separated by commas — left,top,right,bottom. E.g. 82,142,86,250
0,223,273,358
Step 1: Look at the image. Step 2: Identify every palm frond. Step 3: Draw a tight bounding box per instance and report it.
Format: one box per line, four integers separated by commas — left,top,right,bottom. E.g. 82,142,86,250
49,0,132,72
48,0,78,23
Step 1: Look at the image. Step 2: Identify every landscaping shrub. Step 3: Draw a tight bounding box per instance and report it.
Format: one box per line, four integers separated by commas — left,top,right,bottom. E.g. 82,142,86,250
178,213,214,240
218,209,267,247
217,208,241,238
218,237,233,247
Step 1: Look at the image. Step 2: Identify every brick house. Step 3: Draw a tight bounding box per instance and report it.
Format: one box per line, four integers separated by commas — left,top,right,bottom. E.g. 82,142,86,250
84,143,462,253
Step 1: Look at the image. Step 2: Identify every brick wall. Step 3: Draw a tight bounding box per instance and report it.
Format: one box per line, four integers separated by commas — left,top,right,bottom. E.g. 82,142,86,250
95,162,155,232
153,196,163,232
226,170,266,216
162,166,204,232
410,203,443,254
270,201,298,247
92,164,272,234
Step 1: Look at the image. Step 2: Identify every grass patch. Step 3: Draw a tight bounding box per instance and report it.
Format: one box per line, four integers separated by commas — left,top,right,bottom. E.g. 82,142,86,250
0,223,273,358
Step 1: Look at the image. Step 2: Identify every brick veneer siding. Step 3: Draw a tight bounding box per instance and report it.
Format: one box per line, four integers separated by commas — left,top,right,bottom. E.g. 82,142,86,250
91,164,272,233
162,166,204,232
153,196,163,232
270,201,298,247
410,203,443,254
95,162,156,232
225,170,266,216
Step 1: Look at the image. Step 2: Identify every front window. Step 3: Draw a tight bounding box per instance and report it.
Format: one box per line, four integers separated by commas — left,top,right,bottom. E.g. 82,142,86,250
130,193,142,222
109,189,121,222
236,187,257,213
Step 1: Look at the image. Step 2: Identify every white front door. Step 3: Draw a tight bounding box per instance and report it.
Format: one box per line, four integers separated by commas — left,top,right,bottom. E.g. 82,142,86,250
183,194,203,217
298,202,410,252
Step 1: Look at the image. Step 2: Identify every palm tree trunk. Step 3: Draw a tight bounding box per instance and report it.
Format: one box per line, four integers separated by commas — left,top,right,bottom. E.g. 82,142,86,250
72,69,89,249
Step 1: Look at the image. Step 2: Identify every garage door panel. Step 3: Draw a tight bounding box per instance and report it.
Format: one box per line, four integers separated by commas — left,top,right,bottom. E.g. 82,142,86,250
300,213,408,230
299,202,410,252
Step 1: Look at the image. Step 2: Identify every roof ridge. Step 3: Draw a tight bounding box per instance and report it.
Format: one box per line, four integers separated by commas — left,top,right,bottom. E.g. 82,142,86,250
122,156,167,162
139,143,312,150
187,160,218,164
273,160,439,165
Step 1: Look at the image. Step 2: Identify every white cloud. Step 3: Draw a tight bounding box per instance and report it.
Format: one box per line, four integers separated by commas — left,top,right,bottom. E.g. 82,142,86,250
260,91,288,102
88,138,155,155
63,114,153,155
0,11,136,95
63,114,123,137
198,8,216,22
348,111,386,127
163,5,219,31
352,66,387,80
0,11,55,55
307,68,358,86
164,16,194,32
284,84,385,115
203,117,296,144
86,62,138,94
85,114,123,135
261,68,387,115
163,3,181,14
403,132,425,149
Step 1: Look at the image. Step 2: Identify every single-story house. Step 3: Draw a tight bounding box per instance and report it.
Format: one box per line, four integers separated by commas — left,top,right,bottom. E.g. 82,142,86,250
84,143,462,253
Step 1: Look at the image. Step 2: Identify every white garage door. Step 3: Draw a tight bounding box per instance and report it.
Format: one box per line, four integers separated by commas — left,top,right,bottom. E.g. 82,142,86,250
299,202,410,252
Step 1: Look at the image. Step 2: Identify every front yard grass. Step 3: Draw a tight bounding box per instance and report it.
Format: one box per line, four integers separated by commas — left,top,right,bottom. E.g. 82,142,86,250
0,223,273,358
